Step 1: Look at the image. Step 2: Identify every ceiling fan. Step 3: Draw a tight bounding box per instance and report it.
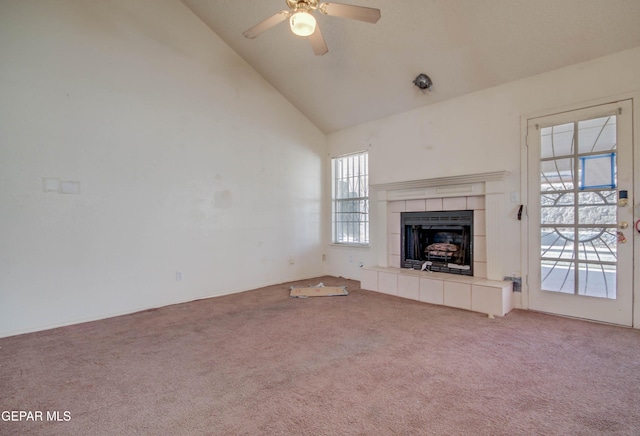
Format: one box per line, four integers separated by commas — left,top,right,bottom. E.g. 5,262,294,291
242,0,381,56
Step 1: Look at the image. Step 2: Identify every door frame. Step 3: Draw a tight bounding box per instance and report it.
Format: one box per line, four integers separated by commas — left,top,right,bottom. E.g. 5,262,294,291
519,92,640,328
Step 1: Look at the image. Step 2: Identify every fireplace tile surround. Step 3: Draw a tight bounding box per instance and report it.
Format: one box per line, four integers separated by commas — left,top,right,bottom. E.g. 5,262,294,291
361,172,513,317
390,196,485,276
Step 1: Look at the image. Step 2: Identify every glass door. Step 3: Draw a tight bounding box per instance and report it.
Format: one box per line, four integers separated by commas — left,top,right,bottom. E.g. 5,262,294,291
527,101,633,326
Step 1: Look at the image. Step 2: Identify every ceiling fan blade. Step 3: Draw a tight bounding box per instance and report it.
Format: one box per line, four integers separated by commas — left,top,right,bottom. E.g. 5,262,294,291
319,2,381,23
242,10,290,39
309,25,328,56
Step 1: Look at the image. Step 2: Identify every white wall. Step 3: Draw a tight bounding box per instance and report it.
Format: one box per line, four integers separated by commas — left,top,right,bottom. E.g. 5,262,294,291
326,47,640,282
0,0,326,337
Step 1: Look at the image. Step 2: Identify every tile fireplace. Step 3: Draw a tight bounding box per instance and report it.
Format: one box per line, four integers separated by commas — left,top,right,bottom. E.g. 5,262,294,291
374,171,511,280
361,171,513,317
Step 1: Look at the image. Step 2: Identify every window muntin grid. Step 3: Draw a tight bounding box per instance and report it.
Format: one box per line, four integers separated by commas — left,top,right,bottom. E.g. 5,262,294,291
539,115,618,299
332,152,369,245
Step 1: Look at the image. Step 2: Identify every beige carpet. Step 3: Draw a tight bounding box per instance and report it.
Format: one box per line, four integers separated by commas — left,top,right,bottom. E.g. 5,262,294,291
1,275,639,435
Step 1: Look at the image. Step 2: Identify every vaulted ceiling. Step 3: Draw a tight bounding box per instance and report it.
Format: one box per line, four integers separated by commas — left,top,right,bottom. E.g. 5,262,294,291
182,0,640,133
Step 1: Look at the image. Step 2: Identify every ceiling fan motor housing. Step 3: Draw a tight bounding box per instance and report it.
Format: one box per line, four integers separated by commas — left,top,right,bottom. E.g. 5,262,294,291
287,0,319,12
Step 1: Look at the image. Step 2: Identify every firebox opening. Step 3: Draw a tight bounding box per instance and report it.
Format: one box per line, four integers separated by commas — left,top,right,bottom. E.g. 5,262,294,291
401,210,473,276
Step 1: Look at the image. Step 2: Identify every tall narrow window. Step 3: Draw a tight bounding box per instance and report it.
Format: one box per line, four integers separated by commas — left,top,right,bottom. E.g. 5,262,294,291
332,152,369,245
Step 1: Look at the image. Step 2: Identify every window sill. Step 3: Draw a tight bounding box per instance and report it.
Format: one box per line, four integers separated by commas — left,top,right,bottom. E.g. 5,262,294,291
330,243,370,249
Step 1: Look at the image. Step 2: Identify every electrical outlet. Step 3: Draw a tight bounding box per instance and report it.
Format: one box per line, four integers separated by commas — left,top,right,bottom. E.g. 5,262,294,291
176,271,183,281
322,254,326,261
289,256,295,265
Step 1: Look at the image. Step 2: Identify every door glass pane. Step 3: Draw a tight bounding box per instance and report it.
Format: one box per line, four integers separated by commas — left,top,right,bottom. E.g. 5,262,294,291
541,158,574,191
539,115,618,299
541,260,575,293
578,116,617,154
578,191,617,225
541,123,574,158
579,153,616,189
577,228,617,262
541,207,574,225
577,263,616,299
541,227,575,260
541,192,574,206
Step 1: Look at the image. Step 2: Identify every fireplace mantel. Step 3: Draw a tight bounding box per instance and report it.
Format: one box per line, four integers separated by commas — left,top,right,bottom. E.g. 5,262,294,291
371,171,510,201
371,171,510,191
372,171,511,281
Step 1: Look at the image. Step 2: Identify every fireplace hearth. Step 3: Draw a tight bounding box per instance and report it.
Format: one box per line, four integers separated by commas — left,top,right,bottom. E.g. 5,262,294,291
401,210,473,275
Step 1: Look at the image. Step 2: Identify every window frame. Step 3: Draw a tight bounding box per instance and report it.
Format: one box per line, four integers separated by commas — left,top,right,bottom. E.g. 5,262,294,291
331,151,369,246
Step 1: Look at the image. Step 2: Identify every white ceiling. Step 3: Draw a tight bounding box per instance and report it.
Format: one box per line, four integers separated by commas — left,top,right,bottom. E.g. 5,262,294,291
182,0,640,133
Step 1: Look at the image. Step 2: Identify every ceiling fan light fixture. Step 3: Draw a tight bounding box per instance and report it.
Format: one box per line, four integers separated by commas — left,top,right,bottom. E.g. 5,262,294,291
290,11,316,37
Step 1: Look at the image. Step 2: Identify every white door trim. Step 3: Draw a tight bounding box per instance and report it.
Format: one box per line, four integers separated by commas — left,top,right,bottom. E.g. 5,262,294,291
519,92,640,328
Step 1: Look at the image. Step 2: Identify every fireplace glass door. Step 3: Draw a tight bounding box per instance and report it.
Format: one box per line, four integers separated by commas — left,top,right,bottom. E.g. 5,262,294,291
401,211,473,275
